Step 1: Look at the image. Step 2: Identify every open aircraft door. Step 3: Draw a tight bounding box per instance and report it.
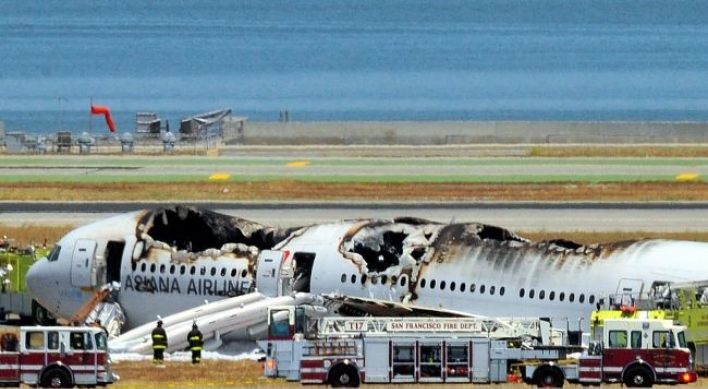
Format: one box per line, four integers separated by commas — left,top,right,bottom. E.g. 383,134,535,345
616,278,644,296
71,239,97,287
256,250,289,297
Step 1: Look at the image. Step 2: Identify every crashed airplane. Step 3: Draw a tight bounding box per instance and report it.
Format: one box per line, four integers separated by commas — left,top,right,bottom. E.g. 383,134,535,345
25,204,708,351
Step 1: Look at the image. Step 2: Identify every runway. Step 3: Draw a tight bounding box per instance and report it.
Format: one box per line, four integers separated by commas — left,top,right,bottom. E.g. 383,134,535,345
1,201,707,232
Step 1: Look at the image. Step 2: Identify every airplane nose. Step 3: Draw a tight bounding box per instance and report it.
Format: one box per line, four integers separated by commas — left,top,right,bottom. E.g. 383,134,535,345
25,257,50,301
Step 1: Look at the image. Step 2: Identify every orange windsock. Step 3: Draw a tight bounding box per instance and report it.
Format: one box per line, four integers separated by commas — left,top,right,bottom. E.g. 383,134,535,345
90,105,116,132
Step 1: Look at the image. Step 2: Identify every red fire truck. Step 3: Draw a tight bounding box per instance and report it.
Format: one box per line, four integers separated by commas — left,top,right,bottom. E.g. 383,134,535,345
259,307,697,388
0,325,118,387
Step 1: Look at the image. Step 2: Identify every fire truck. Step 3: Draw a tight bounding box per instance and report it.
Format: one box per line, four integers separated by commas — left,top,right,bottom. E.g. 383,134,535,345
0,325,118,387
259,306,697,387
592,279,708,373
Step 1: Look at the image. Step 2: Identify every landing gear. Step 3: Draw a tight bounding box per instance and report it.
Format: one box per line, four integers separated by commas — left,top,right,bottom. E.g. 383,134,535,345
32,300,55,326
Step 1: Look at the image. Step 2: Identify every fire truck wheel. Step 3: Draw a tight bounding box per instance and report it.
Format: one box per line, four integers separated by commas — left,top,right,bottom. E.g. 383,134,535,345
328,364,360,388
623,366,654,388
535,367,564,388
40,368,71,388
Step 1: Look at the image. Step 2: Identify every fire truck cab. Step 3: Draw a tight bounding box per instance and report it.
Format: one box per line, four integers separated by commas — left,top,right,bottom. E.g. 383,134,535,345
550,318,698,387
0,326,118,387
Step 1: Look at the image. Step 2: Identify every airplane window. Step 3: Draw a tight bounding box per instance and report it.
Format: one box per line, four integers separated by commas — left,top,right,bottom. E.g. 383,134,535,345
241,269,248,278
221,268,226,277
569,293,575,302
131,261,137,271
539,290,545,300
470,284,476,293
159,264,165,274
440,281,446,290
46,245,61,262
430,279,436,289
559,292,565,301
190,266,196,275
519,288,525,298
500,286,505,296
341,274,346,283
460,283,466,292
579,294,585,303
480,285,485,294
589,295,595,304
529,289,535,299
381,275,388,285
170,265,176,274
210,267,216,276
371,277,378,285
549,291,555,301
420,278,427,288
150,264,156,273
200,267,206,276
400,276,407,287
391,275,398,284
181,265,186,275
450,282,456,291
489,286,495,295
361,274,368,285
141,263,146,272
231,269,236,277
351,274,357,284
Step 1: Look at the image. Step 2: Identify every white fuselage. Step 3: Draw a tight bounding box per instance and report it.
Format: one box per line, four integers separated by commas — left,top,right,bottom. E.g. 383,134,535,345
25,211,708,336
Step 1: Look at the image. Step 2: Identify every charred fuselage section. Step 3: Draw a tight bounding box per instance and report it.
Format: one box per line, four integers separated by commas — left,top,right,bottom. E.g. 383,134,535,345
127,206,654,305
137,205,292,253
337,218,651,305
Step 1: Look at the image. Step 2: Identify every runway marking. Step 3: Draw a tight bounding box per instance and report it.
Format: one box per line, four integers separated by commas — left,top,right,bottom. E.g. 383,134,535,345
287,160,310,167
676,173,699,181
209,173,231,180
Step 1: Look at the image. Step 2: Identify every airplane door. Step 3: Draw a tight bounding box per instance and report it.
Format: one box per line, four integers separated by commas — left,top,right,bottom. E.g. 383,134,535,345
616,278,644,295
71,239,97,287
255,250,286,297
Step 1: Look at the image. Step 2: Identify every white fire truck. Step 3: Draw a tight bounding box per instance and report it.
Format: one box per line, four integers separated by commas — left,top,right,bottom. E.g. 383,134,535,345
259,307,697,388
0,325,118,387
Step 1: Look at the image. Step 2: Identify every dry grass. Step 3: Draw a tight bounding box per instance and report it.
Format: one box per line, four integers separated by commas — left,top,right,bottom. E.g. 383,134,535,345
529,145,708,158
4,181,708,201
110,359,708,388
0,226,71,249
110,359,296,388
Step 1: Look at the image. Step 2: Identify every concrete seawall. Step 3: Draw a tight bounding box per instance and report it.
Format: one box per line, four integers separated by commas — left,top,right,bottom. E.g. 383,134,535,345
225,120,708,145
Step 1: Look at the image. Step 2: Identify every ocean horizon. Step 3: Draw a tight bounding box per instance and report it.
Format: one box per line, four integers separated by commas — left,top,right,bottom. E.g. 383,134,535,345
1,0,707,136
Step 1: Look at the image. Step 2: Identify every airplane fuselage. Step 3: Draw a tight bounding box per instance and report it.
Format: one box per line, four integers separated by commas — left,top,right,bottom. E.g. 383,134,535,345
25,206,708,337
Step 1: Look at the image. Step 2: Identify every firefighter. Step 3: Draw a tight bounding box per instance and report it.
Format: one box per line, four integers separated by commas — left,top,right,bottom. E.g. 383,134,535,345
151,320,168,364
187,321,203,364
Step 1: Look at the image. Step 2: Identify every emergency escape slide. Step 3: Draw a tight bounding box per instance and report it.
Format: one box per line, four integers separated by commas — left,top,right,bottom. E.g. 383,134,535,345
108,292,326,354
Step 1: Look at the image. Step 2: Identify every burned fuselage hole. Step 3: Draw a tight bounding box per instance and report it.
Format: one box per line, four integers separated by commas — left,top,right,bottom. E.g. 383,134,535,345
141,205,287,254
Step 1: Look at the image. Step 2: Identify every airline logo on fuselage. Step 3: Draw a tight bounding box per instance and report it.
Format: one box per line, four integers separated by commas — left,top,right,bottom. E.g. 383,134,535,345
123,274,250,297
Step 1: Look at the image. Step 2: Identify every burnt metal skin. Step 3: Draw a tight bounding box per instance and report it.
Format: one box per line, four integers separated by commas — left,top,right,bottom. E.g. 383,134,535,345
136,205,295,254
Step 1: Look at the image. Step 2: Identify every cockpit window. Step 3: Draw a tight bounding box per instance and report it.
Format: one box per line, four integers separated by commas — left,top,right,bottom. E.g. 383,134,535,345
47,245,61,262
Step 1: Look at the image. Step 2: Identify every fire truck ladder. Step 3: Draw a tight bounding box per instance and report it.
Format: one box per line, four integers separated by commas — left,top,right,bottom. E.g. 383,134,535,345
316,316,552,342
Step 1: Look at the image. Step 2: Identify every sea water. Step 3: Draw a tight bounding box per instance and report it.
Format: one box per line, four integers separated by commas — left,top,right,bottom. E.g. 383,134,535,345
1,0,707,135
